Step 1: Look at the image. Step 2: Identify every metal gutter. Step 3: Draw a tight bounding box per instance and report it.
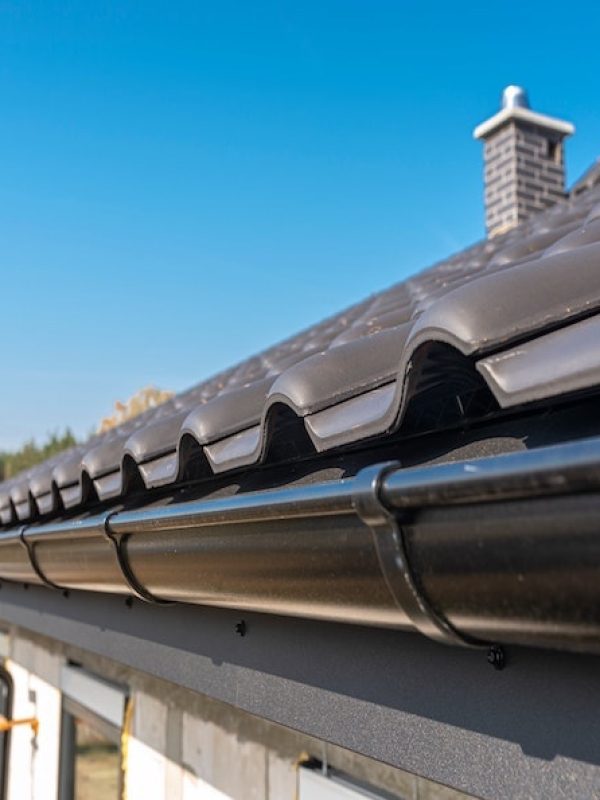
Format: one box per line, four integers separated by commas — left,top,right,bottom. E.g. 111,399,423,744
1,435,600,653
381,434,600,506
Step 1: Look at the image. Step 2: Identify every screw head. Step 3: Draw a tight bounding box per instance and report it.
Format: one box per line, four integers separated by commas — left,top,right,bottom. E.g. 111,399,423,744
487,644,506,670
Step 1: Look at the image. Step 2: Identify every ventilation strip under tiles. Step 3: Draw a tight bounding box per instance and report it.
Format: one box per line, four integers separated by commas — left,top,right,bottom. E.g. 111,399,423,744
3,435,600,654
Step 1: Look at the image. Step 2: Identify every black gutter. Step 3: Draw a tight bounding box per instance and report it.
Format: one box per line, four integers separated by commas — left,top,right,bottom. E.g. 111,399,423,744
1,436,600,653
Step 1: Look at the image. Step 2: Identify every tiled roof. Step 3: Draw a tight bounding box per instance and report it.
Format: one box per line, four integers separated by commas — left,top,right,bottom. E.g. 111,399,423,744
571,159,600,197
4,182,600,525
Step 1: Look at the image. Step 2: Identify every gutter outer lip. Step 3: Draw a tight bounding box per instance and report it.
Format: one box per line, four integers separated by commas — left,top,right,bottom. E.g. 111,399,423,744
381,434,600,509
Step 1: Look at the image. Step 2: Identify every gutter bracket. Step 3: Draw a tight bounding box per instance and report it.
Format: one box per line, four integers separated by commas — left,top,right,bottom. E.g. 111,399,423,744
353,463,485,649
19,526,63,591
102,513,171,605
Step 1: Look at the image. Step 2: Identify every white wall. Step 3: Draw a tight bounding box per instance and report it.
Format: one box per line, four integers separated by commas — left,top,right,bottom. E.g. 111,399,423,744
5,658,61,800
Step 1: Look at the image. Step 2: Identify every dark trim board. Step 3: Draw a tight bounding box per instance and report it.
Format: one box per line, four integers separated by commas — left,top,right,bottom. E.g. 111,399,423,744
1,583,600,799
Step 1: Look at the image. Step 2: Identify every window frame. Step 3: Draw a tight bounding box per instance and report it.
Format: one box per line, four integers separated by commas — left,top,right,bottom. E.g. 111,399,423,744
58,666,126,800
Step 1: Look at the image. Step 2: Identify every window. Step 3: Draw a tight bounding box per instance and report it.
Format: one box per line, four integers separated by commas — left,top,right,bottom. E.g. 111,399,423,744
58,666,127,800
59,707,121,799
299,765,396,800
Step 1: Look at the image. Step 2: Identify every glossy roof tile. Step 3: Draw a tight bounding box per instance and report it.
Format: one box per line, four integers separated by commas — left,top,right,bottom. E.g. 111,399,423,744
5,181,600,524
477,315,600,408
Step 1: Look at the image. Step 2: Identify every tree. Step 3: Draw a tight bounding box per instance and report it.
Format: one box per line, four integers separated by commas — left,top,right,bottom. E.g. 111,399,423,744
0,429,78,481
98,386,174,433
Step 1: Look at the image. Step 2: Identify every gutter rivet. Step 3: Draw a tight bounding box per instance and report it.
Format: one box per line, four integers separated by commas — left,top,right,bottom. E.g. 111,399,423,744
487,644,506,670
235,620,247,637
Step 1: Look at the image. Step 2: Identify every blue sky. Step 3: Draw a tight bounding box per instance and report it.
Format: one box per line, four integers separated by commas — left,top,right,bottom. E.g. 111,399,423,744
0,1,598,448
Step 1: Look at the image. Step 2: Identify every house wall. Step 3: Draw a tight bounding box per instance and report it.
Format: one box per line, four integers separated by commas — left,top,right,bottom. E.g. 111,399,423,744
0,627,472,800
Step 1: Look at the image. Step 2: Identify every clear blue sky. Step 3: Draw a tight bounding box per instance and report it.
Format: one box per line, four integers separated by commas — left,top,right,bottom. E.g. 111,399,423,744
1,1,598,448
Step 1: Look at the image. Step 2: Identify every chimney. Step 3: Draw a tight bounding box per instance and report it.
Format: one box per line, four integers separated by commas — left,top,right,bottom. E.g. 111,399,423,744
474,86,575,237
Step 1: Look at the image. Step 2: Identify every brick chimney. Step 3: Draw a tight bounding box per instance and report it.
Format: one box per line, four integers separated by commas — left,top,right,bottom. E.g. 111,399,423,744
474,86,574,238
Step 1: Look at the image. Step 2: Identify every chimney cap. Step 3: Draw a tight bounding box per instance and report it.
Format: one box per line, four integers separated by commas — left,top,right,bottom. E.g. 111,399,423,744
474,88,574,140
502,85,530,110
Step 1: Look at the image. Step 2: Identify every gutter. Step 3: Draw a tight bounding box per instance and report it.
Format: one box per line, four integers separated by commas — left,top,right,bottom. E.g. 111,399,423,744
1,436,600,654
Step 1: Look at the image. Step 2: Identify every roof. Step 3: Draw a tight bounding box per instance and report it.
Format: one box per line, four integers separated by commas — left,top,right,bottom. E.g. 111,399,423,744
3,179,600,526
571,159,600,196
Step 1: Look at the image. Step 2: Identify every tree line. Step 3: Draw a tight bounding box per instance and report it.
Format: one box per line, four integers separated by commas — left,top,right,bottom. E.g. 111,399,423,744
0,386,173,482
0,429,77,481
